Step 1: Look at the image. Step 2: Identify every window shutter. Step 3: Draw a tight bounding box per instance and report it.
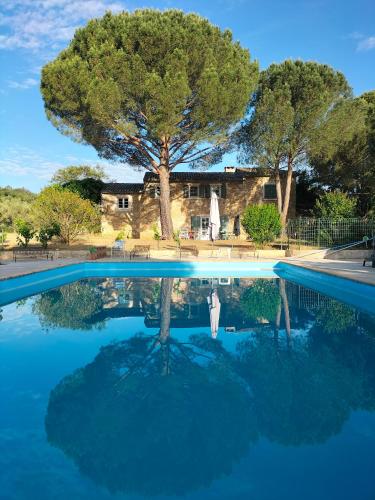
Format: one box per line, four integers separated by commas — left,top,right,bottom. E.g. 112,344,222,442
191,216,200,230
183,185,189,198
205,185,210,198
199,184,205,198
221,183,227,198
220,215,229,232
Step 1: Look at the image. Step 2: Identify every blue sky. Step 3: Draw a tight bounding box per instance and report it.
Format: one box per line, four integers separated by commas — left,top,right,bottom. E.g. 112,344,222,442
0,0,374,192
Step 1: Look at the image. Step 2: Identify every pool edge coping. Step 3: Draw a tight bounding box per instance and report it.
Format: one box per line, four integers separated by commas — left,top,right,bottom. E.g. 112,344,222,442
1,258,375,288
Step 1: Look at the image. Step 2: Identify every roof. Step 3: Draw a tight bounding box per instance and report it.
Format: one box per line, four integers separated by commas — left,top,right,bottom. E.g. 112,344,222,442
101,168,290,194
101,183,144,194
143,168,274,183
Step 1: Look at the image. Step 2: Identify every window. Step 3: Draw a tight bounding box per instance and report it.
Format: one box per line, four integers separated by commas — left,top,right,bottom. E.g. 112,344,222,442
189,185,199,198
219,277,231,285
183,183,226,199
211,184,222,198
118,197,130,210
263,183,277,200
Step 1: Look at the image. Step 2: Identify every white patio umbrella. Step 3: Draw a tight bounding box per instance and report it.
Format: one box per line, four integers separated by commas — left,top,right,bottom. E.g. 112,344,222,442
209,191,221,242
207,288,221,339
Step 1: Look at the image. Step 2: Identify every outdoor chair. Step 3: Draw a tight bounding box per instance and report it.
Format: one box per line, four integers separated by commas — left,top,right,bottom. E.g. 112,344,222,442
363,253,375,268
130,245,151,260
111,240,126,259
179,228,190,239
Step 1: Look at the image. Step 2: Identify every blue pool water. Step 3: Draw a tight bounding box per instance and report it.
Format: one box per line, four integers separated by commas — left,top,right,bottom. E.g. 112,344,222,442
1,262,375,500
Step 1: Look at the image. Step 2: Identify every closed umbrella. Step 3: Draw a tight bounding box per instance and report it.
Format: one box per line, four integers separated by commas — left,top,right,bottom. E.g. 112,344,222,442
207,288,221,339
209,191,221,242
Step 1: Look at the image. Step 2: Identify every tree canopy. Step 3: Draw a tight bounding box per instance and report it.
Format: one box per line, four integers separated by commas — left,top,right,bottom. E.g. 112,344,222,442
309,90,375,215
237,60,353,224
51,165,108,184
313,191,357,219
0,186,36,229
41,9,258,237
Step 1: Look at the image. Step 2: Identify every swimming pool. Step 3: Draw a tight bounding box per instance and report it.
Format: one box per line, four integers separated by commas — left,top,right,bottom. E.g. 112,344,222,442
1,262,375,499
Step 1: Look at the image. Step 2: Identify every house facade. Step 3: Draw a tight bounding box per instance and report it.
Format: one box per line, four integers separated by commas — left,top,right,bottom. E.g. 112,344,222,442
100,167,296,239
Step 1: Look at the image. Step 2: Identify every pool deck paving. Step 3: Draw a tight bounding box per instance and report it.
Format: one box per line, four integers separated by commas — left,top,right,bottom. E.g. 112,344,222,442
1,255,375,287
284,258,375,287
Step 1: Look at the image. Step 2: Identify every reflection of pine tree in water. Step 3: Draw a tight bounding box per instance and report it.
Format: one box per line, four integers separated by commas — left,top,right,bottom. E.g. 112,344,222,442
45,278,258,497
43,277,375,495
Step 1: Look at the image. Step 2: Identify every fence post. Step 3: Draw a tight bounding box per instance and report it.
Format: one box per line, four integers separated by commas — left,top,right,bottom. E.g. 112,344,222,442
298,217,301,250
317,219,320,248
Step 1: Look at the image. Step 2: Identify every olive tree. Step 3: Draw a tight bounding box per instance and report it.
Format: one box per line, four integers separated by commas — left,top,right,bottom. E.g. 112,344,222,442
32,186,100,245
41,9,258,238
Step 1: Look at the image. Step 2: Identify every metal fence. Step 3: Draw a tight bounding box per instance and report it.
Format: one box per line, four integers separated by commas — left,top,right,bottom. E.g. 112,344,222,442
286,218,375,249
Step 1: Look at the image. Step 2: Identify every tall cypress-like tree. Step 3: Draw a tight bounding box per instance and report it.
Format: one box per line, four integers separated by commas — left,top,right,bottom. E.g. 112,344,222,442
237,60,352,225
41,9,258,238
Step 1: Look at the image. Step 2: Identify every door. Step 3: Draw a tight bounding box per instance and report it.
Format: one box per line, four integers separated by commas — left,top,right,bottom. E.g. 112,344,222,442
200,216,210,240
191,216,210,239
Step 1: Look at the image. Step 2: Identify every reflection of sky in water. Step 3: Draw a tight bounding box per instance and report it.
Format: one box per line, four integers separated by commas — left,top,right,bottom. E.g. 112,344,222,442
0,277,375,500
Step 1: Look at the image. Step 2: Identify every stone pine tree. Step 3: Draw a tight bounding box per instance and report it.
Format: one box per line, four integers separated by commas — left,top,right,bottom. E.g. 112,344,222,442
41,9,258,238
236,60,352,225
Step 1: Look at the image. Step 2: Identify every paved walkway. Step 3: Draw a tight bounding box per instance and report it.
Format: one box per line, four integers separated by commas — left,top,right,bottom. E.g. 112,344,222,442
283,258,375,287
0,259,81,280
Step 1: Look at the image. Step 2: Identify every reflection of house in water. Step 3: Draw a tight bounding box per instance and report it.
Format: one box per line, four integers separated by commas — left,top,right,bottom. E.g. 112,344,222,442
88,277,281,332
84,277,375,337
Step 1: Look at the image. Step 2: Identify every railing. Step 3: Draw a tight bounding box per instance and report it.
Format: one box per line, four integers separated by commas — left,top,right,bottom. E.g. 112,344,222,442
286,218,375,249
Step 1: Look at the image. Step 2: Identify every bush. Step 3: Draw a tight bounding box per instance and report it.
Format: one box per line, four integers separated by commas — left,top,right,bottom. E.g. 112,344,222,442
152,224,161,241
313,192,357,219
36,223,61,249
241,204,282,247
15,219,35,247
32,186,101,245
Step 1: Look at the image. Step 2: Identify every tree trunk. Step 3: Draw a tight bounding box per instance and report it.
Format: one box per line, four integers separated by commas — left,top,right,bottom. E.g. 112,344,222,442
159,165,173,239
279,278,291,339
281,159,294,227
274,168,283,215
159,278,173,376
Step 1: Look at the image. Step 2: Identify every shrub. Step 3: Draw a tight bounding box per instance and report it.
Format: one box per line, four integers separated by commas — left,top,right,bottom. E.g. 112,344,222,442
241,204,282,248
313,192,357,219
152,224,161,241
36,223,61,249
116,231,125,241
32,186,101,245
15,219,36,247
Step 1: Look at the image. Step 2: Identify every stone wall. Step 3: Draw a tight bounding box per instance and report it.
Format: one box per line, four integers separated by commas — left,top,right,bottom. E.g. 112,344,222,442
101,176,296,239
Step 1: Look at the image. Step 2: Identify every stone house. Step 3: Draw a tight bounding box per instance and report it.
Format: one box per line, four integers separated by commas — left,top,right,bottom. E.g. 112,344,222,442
100,166,296,239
